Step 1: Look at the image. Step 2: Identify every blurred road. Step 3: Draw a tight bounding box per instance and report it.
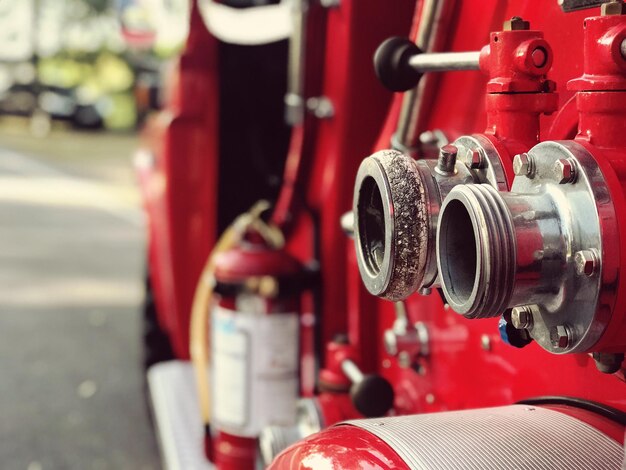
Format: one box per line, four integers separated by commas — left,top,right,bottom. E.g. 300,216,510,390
0,125,160,469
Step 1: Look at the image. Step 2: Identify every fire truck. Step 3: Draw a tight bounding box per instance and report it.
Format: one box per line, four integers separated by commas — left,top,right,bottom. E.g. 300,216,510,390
137,0,626,468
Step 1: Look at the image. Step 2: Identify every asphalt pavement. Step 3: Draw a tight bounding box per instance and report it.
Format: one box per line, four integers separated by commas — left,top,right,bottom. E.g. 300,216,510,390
0,125,160,469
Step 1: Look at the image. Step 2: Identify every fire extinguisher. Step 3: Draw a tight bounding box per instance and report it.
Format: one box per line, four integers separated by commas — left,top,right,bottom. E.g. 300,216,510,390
190,202,308,469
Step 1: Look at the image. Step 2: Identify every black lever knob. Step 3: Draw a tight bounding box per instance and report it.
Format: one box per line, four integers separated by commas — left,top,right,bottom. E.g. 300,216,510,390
374,37,482,93
374,37,423,92
341,359,395,417
350,374,395,418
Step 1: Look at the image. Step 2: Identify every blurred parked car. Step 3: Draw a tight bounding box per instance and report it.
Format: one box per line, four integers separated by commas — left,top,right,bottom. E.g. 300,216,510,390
0,82,103,129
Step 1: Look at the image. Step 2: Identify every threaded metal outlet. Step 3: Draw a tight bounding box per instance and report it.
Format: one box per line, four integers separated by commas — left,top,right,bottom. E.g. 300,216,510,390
437,184,516,318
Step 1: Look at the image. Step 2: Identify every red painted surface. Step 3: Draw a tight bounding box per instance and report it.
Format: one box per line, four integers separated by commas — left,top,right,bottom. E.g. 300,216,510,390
269,425,411,470
272,405,624,467
316,392,362,427
137,2,219,359
139,0,626,467
213,432,257,470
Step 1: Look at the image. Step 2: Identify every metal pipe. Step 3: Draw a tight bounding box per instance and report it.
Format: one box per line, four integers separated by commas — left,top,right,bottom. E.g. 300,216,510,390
394,0,455,154
341,359,364,384
408,51,480,73
285,0,308,126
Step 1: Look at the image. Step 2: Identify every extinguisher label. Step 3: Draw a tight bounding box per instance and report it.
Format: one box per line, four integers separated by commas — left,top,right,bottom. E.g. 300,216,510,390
212,306,299,437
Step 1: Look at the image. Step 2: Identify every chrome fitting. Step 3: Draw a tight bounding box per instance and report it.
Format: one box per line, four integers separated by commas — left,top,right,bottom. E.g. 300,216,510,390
353,135,507,301
436,140,614,354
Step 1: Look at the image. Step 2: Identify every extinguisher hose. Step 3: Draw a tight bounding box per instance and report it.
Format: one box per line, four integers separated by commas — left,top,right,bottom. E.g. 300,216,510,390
189,201,284,431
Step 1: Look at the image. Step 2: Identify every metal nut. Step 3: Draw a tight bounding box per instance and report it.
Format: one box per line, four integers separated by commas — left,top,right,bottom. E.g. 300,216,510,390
553,159,577,184
574,250,598,276
550,324,572,349
503,16,530,31
511,305,534,329
512,153,535,177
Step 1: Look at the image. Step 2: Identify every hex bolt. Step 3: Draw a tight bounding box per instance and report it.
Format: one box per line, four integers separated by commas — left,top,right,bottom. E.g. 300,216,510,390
511,305,534,330
512,153,535,178
593,352,624,374
602,0,626,16
436,144,458,175
464,149,483,169
553,158,577,184
574,249,598,276
503,16,530,31
550,324,573,350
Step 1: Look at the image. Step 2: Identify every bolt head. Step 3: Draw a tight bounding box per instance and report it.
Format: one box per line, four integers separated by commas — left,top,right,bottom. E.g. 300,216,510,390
512,153,534,177
550,325,571,349
602,1,626,16
466,149,483,169
436,144,458,175
531,47,548,68
503,16,530,31
511,306,533,329
574,250,597,276
553,159,576,184
440,144,458,158
593,352,624,374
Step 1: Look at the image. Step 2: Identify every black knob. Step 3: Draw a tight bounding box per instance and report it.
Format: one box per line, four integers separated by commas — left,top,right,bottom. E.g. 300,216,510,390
374,37,422,92
350,374,395,418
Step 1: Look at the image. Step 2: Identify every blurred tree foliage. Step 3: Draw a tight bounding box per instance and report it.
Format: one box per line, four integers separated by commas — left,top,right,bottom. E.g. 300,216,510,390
35,0,186,129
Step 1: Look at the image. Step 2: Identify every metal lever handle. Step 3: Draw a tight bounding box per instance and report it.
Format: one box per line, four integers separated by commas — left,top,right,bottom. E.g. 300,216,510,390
341,359,395,417
374,37,480,92
558,0,617,12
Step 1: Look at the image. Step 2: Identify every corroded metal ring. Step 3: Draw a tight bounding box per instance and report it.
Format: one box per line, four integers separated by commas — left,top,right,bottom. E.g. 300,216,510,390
353,150,429,301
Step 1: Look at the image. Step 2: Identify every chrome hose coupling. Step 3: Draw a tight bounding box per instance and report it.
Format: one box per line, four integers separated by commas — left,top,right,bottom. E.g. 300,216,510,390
437,140,616,354
353,136,507,301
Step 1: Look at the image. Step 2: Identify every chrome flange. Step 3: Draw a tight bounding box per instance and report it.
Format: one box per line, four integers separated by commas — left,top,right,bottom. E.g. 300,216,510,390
437,140,617,353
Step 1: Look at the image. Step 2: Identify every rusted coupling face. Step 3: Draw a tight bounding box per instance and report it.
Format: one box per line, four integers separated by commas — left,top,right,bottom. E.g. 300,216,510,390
353,137,507,301
353,150,430,301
